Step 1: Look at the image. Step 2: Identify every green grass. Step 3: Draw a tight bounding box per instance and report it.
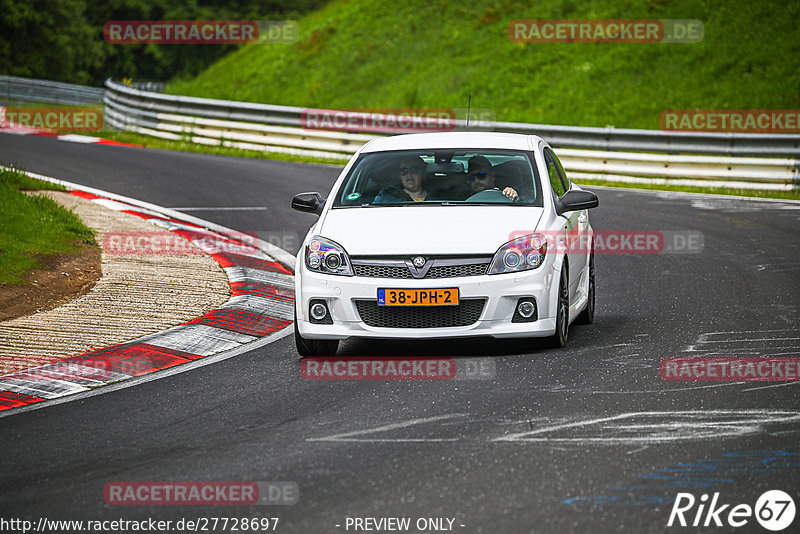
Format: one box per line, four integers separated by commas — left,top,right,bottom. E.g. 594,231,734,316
574,177,800,201
167,0,799,129
95,131,345,166
0,168,67,192
0,168,95,284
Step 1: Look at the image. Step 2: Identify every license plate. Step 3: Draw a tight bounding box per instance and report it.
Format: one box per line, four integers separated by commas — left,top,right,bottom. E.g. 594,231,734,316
378,288,459,306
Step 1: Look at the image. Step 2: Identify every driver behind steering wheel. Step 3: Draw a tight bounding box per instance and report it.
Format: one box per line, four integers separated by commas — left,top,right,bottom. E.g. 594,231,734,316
466,155,519,201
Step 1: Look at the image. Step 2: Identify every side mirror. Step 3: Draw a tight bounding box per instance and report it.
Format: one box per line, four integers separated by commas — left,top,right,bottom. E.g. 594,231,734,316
291,192,326,215
556,190,599,216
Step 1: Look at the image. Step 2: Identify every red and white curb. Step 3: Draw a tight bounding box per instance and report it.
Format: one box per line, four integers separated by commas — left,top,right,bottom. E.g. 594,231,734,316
0,168,295,414
0,125,142,148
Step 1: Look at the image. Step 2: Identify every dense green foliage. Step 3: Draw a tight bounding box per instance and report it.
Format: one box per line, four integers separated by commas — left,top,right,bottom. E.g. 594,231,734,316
0,0,327,86
168,0,800,129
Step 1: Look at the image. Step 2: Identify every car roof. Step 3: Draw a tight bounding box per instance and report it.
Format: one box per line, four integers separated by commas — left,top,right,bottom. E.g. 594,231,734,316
359,132,544,153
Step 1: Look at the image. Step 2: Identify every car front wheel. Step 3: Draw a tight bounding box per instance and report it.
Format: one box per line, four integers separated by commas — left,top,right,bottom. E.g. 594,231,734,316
547,264,569,348
576,249,595,324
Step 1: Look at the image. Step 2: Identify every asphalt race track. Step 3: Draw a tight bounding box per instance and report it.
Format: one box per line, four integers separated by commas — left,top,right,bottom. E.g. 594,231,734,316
2,134,800,533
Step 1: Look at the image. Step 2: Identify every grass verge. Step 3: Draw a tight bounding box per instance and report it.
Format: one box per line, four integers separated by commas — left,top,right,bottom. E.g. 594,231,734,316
0,168,96,284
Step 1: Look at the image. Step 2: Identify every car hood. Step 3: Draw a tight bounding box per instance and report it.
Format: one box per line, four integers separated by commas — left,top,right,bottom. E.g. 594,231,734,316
318,206,544,255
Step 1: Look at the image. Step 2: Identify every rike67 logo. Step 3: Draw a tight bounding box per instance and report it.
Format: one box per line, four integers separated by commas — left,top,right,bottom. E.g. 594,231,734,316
668,490,796,531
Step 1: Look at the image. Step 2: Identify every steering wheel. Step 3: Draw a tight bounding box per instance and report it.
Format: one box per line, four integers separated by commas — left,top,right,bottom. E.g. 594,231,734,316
465,189,513,203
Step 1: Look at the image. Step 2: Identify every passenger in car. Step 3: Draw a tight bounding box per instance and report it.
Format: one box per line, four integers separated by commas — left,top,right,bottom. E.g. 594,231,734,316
467,155,519,201
373,156,431,203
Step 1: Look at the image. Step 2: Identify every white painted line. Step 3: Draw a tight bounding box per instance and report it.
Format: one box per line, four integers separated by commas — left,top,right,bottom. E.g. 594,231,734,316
307,414,467,443
492,410,800,444
573,382,748,394
57,134,101,143
741,381,800,392
698,330,798,339
492,413,630,442
692,337,800,344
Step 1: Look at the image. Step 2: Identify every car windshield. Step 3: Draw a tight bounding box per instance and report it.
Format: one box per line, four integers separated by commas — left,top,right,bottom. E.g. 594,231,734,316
332,149,543,207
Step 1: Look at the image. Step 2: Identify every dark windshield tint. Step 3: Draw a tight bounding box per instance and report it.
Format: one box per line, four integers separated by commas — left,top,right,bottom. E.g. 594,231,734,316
332,149,543,207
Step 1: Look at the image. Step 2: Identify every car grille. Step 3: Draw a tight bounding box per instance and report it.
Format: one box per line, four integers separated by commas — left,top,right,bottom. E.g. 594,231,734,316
352,259,489,279
354,299,485,328
353,264,412,278
427,263,487,278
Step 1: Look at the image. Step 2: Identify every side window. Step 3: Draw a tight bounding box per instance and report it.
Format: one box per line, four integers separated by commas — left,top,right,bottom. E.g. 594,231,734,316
552,151,571,192
543,148,566,197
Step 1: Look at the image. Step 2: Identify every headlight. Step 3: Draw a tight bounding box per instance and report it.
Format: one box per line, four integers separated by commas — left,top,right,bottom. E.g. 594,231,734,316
305,236,354,276
488,233,547,274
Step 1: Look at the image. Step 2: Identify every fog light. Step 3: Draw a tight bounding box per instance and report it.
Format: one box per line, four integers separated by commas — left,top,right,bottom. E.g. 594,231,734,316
517,301,535,318
309,299,333,325
512,297,538,323
310,303,328,320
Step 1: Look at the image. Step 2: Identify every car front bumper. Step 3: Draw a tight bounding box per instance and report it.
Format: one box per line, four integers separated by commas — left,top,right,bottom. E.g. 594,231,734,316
295,259,560,340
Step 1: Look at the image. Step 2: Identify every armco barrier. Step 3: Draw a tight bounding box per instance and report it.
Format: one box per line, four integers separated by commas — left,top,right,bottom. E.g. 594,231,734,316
3,76,798,188
0,75,104,106
102,79,799,188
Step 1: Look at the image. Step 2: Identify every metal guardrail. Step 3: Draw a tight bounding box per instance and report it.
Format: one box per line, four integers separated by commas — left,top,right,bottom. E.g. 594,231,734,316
104,79,800,158
103,79,799,189
130,81,165,93
0,75,104,106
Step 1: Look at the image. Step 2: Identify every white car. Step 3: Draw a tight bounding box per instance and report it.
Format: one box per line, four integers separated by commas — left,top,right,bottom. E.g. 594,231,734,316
291,132,599,356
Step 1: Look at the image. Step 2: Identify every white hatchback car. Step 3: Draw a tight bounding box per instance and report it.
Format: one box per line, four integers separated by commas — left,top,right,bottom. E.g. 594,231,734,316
291,132,599,356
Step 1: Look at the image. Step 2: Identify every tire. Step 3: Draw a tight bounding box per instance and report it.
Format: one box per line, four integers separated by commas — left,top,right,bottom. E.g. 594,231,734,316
547,264,569,348
294,309,339,357
576,249,595,325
